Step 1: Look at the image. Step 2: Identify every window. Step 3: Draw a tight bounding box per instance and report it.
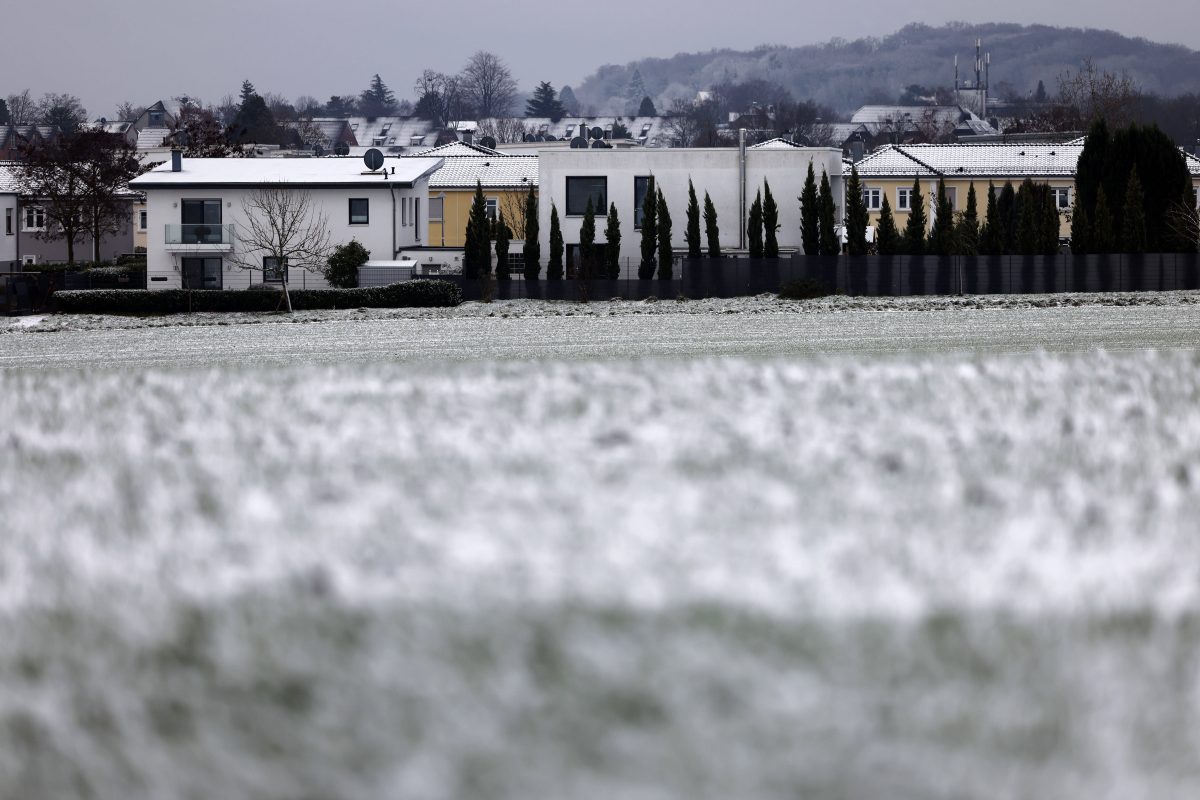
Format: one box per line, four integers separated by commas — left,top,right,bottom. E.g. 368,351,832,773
1194,187,1199,209
23,206,46,231
634,176,654,229
181,257,222,289
410,135,425,147
414,198,420,240
401,198,407,227
139,210,147,230
5,208,12,236
180,199,222,243
862,187,882,211
263,256,287,283
485,198,498,221
896,188,912,211
428,196,444,222
1052,187,1071,209
148,110,165,127
566,176,607,217
349,198,369,225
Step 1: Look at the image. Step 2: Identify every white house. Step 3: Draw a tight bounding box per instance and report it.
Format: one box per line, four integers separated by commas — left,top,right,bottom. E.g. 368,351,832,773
1,164,19,272
537,142,844,274
130,153,443,289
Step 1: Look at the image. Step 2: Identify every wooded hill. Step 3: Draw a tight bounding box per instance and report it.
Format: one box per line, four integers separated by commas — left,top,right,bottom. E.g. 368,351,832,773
573,22,1200,116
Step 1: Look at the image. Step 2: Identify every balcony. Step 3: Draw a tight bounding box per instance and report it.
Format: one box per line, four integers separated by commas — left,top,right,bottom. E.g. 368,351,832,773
164,224,235,252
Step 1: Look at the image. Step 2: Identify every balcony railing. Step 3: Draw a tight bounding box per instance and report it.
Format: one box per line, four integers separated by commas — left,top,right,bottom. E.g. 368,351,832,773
164,224,235,246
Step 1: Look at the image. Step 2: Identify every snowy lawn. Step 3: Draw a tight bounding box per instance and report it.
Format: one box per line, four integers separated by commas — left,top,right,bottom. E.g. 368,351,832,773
3,303,1200,799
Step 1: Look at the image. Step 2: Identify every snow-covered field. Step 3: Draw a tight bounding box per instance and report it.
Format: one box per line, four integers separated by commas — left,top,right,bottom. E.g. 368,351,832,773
4,300,1200,799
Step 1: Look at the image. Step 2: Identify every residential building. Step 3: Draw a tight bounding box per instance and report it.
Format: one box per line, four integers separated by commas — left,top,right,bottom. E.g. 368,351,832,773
1,165,18,271
486,116,678,148
538,143,844,274
130,153,443,289
0,125,63,161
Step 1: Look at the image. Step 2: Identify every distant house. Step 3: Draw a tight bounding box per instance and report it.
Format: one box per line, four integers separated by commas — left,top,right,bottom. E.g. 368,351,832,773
484,116,678,148
0,125,63,161
1,165,18,271
288,119,358,153
849,105,998,146
130,153,443,289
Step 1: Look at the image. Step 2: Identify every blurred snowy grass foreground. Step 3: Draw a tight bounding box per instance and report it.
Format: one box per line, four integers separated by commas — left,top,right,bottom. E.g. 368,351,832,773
4,312,1200,797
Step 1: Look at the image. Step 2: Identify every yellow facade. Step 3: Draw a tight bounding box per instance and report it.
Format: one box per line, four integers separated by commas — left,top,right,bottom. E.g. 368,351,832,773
427,188,536,248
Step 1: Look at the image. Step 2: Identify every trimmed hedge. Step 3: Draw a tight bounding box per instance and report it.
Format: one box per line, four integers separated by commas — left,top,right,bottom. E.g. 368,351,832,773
55,280,462,314
778,278,833,300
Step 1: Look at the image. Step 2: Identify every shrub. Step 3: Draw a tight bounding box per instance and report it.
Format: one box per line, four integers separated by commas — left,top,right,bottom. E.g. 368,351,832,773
55,280,462,315
777,278,832,300
325,239,370,288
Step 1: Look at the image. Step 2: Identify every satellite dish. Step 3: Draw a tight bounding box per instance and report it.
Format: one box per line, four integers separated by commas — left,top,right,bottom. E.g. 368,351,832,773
523,133,536,142
479,135,497,149
363,148,384,171
544,135,557,142
536,134,547,142
570,137,588,149
313,144,325,157
334,141,350,156
589,126,603,140
590,140,609,149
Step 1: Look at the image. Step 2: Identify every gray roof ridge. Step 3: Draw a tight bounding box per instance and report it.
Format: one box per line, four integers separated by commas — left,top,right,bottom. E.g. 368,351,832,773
892,145,942,176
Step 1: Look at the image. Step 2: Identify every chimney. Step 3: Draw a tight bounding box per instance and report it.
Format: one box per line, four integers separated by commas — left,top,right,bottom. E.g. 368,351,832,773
463,129,473,145
171,149,182,172
850,139,865,163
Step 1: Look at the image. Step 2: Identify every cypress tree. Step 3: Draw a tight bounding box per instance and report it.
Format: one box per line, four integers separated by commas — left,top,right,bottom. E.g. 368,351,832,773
763,179,780,258
522,183,540,280
979,181,1000,255
685,179,702,259
548,203,564,279
656,188,673,279
876,195,900,255
927,177,954,256
845,166,869,256
1092,186,1115,253
747,190,764,258
494,210,511,280
638,180,657,279
954,182,980,256
463,181,491,278
1015,179,1039,255
1070,205,1090,254
1042,188,1062,255
703,191,721,258
579,198,597,280
800,163,820,255
903,175,927,256
1122,166,1147,253
997,182,1017,254
604,202,621,279
818,170,839,256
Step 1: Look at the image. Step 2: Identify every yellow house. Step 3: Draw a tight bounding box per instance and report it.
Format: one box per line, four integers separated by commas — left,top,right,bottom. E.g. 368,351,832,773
408,142,538,250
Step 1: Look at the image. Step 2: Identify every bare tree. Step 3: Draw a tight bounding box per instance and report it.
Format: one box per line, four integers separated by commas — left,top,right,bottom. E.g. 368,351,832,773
477,117,531,143
36,93,88,135
913,107,956,143
665,98,704,147
1058,59,1139,127
6,90,36,125
1166,199,1200,252
413,70,466,127
460,51,518,118
114,101,147,122
230,185,334,312
499,190,532,241
294,95,323,117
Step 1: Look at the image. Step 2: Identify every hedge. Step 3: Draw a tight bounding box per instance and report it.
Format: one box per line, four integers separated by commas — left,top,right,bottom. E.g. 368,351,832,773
54,280,462,314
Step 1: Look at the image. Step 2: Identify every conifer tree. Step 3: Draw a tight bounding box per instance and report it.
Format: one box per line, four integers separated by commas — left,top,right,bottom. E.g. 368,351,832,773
494,210,511,280
656,188,673,279
703,191,721,258
763,179,780,258
1092,186,1115,253
548,203,564,279
979,182,1000,255
927,177,954,256
1015,179,1039,255
844,166,869,256
638,180,657,279
1070,205,1090,254
876,195,899,255
638,96,657,116
684,179,702,259
604,202,621,279
800,163,819,255
818,170,839,256
579,198,597,280
359,74,398,118
1041,190,1062,255
997,182,1017,254
463,182,491,278
903,175,927,256
1121,166,1147,253
747,190,764,258
522,184,540,279
954,182,980,256
525,81,566,121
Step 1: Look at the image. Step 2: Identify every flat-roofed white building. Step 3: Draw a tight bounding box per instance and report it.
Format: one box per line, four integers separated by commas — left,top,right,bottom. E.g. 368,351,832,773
131,154,443,289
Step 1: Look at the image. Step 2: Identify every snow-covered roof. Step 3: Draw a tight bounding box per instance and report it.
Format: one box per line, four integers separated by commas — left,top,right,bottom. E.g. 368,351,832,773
131,156,445,188
749,137,805,150
0,163,20,193
850,143,1085,179
1184,150,1200,177
408,141,505,158
137,129,170,150
428,155,538,190
487,116,676,147
343,116,452,152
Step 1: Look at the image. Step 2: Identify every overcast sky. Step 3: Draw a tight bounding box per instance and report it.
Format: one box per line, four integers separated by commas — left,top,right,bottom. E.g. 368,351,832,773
6,0,1198,118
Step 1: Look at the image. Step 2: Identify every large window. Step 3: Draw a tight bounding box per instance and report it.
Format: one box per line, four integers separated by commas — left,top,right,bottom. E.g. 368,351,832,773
1052,187,1071,209
23,206,46,231
566,176,607,217
5,208,12,236
862,187,882,211
263,256,287,283
944,187,958,212
180,199,221,243
896,188,912,212
181,257,223,289
634,176,654,229
485,198,498,221
428,196,444,222
349,198,369,225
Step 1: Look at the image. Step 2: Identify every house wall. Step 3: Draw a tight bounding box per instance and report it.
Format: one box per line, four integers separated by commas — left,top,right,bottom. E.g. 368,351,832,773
143,179,430,289
428,187,533,248
1,194,18,271
133,200,148,251
538,147,844,275
17,202,136,264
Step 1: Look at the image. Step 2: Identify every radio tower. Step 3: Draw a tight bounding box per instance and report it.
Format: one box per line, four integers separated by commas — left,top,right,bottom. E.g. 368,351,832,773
956,38,991,117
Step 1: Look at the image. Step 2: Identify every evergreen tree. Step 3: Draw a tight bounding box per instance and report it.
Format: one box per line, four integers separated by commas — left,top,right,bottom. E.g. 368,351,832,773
232,88,279,144
903,175,927,256
979,182,1000,255
494,210,512,280
462,183,490,278
876,195,900,255
239,80,257,105
927,177,954,256
844,166,869,256
997,182,1017,254
1015,179,1039,255
1041,189,1062,255
548,204,564,279
359,74,398,118
525,81,566,121
747,191,764,258
625,69,648,110
954,182,980,256
799,163,820,255
522,184,540,280
1092,186,1116,253
638,180,658,279
684,179,702,259
558,86,579,115
604,202,621,279
763,179,781,258
579,198,597,280
1121,166,1147,253
703,191,721,258
638,96,657,116
657,188,673,279
1035,80,1048,103
1070,205,1090,254
818,170,839,256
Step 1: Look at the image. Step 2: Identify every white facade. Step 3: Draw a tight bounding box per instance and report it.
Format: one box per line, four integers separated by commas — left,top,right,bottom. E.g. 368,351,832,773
538,146,845,275
132,156,443,290
1,192,17,271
